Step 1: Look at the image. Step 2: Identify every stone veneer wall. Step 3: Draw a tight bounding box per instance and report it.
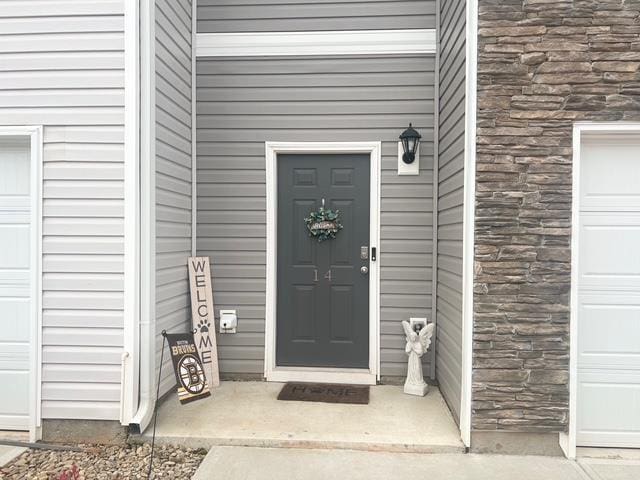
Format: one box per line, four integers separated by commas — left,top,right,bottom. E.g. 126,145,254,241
473,0,640,432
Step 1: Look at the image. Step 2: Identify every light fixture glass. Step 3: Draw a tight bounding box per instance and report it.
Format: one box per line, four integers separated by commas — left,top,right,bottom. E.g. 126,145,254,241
399,123,421,164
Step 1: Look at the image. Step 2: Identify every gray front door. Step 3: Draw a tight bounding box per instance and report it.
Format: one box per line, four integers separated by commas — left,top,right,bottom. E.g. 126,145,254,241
276,154,370,368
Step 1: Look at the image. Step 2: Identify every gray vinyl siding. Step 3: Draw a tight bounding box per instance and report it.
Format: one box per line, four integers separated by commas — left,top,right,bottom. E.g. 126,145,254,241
0,1,125,420
436,0,465,423
197,0,436,33
155,0,193,396
196,55,435,377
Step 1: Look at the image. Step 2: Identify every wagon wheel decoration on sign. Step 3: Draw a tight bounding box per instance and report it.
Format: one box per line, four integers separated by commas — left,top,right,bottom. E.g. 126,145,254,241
304,206,343,242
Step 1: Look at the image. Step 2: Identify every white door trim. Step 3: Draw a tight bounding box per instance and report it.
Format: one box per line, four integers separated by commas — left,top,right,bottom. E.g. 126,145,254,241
196,29,436,57
560,122,640,459
264,141,381,386
0,126,43,442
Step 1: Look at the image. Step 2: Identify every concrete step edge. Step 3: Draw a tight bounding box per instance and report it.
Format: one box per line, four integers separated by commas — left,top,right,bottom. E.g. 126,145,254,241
133,434,466,454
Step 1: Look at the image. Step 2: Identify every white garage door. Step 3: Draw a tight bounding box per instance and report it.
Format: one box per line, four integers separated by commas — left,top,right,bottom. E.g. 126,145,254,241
0,137,32,430
577,134,640,447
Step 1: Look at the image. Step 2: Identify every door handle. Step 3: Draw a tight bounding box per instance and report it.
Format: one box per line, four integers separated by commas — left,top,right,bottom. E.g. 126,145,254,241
360,266,369,275
314,269,318,282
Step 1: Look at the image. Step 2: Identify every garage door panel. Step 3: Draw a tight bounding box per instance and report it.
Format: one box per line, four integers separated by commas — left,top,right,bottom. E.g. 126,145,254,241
579,216,640,292
0,225,30,269
578,299,640,370
0,271,30,298
577,134,640,448
577,370,640,447
0,298,30,341
0,141,30,195
581,138,640,211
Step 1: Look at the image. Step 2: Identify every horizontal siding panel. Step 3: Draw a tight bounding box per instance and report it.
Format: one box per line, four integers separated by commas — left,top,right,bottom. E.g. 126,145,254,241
197,0,435,32
43,199,123,218
43,327,123,347
42,364,121,384
0,52,123,72
43,291,123,310
43,273,123,292
44,143,124,162
43,218,123,236
43,237,124,255
42,383,120,402
0,71,123,90
41,401,119,421
42,346,123,365
43,310,123,328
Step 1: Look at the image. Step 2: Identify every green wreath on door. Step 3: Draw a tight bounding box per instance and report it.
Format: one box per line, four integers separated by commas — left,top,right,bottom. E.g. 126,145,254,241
304,206,343,242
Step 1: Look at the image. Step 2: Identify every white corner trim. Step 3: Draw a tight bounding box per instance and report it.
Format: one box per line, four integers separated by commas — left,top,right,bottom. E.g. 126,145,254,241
460,0,478,449
0,126,43,442
565,121,640,459
264,141,381,385
122,0,140,427
430,0,441,381
196,29,436,57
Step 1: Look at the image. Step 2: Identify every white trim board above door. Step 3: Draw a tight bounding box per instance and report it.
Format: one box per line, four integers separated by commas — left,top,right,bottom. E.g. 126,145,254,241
196,29,436,57
265,142,381,386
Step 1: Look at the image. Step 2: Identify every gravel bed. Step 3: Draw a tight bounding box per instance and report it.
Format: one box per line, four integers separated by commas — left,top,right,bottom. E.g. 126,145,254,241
0,443,206,480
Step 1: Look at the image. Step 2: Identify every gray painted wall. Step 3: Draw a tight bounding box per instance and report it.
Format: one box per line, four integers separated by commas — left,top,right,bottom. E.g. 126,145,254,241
196,55,435,377
436,0,466,423
155,0,193,396
0,1,125,420
197,0,436,33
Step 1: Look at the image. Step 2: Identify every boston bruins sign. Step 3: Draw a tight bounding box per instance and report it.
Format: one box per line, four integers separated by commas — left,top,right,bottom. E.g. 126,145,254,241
165,332,211,404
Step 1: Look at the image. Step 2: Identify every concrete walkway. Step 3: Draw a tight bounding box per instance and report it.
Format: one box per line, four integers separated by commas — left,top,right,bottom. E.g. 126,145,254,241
192,446,640,480
143,382,463,453
0,445,26,468
192,447,588,480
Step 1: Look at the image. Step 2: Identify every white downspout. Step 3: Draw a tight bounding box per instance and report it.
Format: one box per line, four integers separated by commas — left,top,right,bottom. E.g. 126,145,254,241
122,0,141,426
130,0,156,433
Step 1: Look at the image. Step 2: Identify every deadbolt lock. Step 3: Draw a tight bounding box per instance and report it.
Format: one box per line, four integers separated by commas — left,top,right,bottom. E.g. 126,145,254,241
360,246,369,260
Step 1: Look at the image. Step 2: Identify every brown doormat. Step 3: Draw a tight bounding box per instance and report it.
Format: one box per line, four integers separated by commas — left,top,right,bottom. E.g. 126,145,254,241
277,382,369,405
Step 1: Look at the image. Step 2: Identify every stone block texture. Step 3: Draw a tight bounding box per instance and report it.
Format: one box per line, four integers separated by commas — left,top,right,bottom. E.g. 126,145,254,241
473,0,640,432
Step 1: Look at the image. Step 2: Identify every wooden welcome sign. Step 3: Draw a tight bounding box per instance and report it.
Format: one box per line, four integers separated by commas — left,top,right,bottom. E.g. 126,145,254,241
188,257,220,388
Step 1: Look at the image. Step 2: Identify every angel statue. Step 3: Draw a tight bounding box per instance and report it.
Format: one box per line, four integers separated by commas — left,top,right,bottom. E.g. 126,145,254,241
402,320,435,396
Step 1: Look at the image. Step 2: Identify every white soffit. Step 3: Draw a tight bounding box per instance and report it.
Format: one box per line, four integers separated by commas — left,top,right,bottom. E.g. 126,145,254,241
196,29,437,57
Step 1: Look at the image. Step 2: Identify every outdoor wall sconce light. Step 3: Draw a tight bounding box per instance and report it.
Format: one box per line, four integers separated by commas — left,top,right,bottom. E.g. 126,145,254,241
397,123,421,176
399,123,421,164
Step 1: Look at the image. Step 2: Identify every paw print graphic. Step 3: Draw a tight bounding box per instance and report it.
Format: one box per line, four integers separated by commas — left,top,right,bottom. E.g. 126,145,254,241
197,320,211,334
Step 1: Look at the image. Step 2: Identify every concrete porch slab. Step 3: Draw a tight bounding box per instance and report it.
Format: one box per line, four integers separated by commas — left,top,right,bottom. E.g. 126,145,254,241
140,381,464,453
192,447,588,480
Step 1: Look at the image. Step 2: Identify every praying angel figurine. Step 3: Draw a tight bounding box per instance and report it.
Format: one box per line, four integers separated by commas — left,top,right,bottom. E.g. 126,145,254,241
402,320,435,396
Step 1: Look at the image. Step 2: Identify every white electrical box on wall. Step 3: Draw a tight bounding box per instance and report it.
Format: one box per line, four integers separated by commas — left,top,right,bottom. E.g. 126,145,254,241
397,141,420,175
219,309,238,334
409,317,427,333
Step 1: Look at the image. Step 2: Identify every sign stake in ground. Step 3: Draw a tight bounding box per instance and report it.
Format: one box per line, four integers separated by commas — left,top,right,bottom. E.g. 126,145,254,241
188,256,220,388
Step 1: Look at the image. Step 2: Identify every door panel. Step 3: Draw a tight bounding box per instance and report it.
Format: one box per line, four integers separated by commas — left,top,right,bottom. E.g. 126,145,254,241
577,136,640,447
277,154,370,368
0,138,31,431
